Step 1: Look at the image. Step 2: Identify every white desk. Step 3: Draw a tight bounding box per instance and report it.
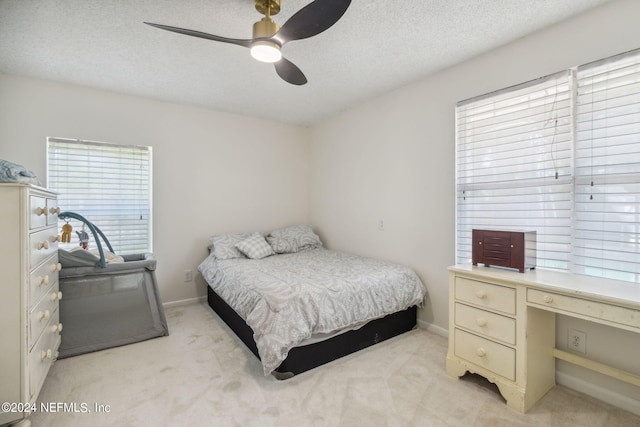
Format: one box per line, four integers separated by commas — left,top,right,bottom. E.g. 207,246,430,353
445,264,640,412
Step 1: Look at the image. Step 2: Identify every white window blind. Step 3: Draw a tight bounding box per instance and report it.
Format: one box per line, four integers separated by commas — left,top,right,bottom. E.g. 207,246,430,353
574,49,640,282
456,71,574,270
47,138,152,255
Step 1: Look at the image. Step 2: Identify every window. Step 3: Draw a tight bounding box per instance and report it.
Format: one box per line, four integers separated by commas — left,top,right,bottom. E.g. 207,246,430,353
47,138,152,254
574,50,640,282
456,71,574,270
456,48,640,283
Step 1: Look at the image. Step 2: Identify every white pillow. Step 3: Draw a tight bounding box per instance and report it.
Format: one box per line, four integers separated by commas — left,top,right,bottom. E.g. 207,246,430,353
267,225,322,254
235,233,275,260
211,233,250,259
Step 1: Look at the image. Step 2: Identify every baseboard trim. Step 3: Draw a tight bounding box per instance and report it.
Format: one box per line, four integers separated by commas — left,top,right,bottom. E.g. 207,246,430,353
556,371,640,416
163,296,206,309
417,319,448,338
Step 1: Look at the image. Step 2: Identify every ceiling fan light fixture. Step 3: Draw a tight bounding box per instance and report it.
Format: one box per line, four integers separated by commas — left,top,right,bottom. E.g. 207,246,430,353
250,40,282,63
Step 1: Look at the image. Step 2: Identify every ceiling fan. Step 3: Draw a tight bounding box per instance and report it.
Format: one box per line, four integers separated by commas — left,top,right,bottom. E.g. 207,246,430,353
144,0,351,86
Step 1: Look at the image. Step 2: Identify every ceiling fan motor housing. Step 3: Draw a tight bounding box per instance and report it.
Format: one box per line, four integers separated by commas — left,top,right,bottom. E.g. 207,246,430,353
253,17,280,39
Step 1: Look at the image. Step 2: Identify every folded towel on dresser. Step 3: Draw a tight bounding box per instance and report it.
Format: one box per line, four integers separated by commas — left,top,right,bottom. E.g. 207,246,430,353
0,159,40,185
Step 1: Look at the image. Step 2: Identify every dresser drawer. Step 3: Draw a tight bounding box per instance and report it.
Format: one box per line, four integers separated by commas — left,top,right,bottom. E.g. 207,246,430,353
527,289,640,331
30,282,61,349
30,255,60,306
29,227,59,269
46,197,60,226
454,328,516,381
455,277,516,315
455,303,516,345
30,195,48,229
29,313,61,398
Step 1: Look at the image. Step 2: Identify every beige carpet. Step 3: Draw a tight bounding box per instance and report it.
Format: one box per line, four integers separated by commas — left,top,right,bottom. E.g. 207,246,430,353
30,303,640,427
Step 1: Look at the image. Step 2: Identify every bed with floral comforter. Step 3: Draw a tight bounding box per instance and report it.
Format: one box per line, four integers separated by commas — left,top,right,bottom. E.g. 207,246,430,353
198,227,426,376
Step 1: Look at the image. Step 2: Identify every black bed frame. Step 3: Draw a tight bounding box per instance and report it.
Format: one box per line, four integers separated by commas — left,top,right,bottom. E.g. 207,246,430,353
207,286,418,379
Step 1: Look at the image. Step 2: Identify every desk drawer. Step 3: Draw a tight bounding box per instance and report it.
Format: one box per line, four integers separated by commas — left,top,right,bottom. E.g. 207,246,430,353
455,277,516,315
454,328,516,381
527,289,640,330
455,303,516,345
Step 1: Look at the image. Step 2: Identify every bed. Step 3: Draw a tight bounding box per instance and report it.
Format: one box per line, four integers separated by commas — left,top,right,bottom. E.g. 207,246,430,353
198,225,426,379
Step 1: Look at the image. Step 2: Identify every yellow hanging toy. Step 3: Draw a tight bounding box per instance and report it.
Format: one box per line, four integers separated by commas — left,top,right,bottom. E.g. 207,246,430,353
61,222,73,243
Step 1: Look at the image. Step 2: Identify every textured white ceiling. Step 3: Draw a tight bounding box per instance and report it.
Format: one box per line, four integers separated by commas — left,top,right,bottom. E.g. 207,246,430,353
0,0,609,126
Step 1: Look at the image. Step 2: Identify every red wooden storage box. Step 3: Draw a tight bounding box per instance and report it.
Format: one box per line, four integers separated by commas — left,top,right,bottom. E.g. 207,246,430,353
472,229,536,273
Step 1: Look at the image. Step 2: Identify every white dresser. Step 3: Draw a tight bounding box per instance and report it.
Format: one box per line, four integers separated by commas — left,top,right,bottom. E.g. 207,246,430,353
446,264,640,413
0,184,62,427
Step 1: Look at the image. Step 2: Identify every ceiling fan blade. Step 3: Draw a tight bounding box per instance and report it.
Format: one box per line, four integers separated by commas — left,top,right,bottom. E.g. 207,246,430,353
274,58,308,85
273,0,351,45
144,22,253,48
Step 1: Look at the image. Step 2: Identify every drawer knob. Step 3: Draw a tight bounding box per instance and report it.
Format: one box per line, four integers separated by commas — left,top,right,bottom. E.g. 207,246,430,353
543,295,554,303
38,310,50,321
50,263,62,272
475,290,487,299
49,207,61,215
39,275,49,286
51,323,63,333
35,207,47,216
476,347,487,358
50,291,63,301
50,235,61,243
476,317,487,327
40,349,53,361
38,240,50,250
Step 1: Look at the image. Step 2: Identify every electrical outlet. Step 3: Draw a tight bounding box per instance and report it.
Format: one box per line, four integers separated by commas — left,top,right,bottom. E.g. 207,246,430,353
183,269,193,283
567,328,586,354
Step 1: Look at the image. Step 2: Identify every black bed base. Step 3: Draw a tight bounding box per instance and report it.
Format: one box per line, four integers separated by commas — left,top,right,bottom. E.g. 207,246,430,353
207,286,417,379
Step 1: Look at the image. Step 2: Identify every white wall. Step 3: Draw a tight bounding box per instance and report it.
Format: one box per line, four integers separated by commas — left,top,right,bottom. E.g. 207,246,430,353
0,74,309,303
308,0,640,414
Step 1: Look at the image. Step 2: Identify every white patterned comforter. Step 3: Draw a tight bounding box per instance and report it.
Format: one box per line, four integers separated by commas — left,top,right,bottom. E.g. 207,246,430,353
198,248,427,375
